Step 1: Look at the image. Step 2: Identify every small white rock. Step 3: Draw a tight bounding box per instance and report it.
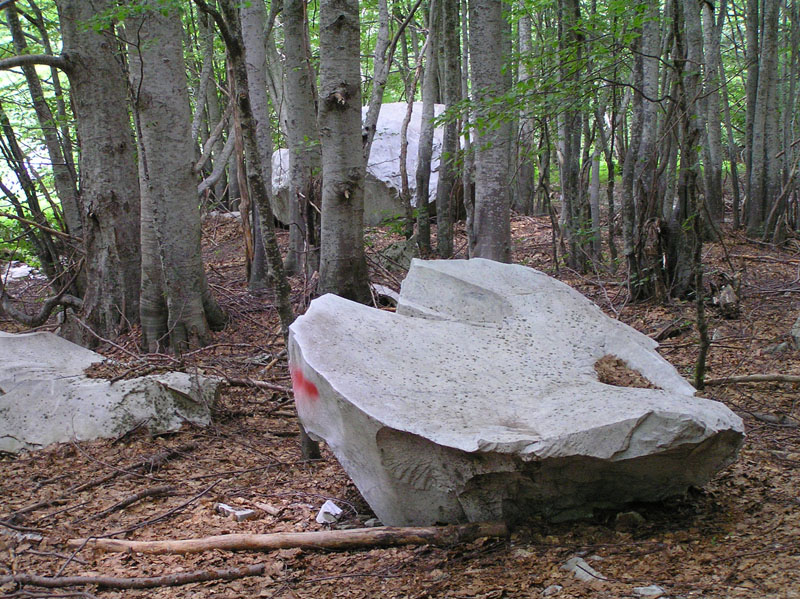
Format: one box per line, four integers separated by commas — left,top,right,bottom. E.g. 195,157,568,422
542,584,563,596
363,517,382,527
316,499,344,524
561,556,606,583
634,585,666,597
216,502,258,521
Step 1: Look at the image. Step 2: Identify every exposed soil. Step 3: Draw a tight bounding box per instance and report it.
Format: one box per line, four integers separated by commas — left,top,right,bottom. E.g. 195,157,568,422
594,355,658,389
1,213,799,599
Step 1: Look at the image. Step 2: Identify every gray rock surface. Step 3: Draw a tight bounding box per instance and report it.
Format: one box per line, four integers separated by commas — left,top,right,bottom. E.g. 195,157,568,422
272,102,443,226
288,259,745,525
0,332,218,453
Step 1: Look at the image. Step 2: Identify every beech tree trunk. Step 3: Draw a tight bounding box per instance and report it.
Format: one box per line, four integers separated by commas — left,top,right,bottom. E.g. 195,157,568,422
702,0,724,227
284,0,322,276
318,0,371,302
240,0,273,287
416,0,439,255
745,0,781,236
127,4,225,352
57,0,142,344
436,0,460,256
515,12,536,216
468,0,511,262
558,0,585,270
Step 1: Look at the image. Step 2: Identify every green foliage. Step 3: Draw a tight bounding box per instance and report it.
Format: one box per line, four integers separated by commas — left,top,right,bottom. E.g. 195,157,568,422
0,213,39,267
381,209,417,236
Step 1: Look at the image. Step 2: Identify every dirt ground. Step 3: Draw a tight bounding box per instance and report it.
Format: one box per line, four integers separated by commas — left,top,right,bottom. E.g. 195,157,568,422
1,213,799,599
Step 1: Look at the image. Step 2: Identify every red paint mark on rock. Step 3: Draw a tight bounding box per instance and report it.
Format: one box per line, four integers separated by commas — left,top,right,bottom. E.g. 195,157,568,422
290,366,319,403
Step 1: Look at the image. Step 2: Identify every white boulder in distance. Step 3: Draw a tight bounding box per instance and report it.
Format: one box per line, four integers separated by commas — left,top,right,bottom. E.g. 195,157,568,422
288,259,745,525
0,331,218,453
272,102,443,226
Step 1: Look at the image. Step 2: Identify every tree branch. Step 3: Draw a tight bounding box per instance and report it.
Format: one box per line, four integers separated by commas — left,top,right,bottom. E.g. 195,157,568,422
704,373,800,386
223,376,292,394
197,130,236,195
193,0,239,55
194,101,232,174
0,211,82,242
0,288,83,327
69,522,509,554
1,258,84,327
0,53,68,72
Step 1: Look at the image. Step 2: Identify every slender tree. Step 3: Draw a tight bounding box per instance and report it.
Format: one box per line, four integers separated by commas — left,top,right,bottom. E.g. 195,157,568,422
415,0,439,255
284,0,323,276
468,0,511,262
317,0,371,301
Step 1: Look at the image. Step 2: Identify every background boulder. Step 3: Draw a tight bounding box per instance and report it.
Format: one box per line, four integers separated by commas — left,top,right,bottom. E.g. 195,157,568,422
272,102,443,226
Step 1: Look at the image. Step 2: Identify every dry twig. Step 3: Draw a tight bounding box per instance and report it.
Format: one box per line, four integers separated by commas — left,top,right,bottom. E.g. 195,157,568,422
704,373,800,386
74,485,176,523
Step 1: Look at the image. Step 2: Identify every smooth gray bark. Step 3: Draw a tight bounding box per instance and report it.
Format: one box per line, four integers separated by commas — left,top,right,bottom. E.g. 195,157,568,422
57,0,142,343
127,4,225,352
240,0,273,288
436,0,460,256
416,0,439,255
461,0,474,245
284,0,322,276
622,29,644,294
744,0,759,211
514,13,536,216
468,0,511,262
318,0,370,302
557,0,585,270
747,0,780,235
702,0,723,226
634,1,660,226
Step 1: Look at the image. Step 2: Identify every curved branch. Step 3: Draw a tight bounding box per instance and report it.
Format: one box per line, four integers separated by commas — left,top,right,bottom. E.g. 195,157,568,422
0,290,82,327
197,130,236,195
1,260,84,327
0,211,82,243
0,53,68,72
193,0,239,56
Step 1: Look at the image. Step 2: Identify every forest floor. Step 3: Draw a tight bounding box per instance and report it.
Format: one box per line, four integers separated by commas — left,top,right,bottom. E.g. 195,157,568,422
1,212,799,599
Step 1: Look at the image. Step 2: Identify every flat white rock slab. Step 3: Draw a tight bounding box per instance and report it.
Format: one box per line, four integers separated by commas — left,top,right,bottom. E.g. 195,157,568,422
0,331,218,453
289,259,744,525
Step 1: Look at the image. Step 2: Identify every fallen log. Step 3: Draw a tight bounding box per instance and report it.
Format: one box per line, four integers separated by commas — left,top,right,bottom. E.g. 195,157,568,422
703,373,800,386
0,563,265,589
69,522,508,555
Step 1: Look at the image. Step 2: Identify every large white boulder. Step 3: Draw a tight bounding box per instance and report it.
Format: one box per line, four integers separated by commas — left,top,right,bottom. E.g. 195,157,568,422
288,259,744,525
0,332,218,453
272,102,443,226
